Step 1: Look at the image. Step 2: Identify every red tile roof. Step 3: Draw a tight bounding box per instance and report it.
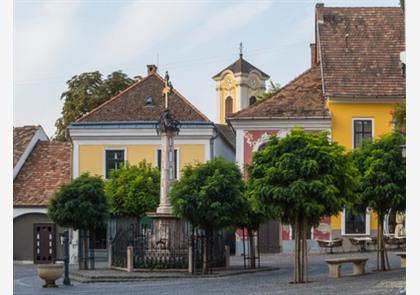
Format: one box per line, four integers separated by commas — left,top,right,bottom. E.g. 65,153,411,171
77,73,210,123
228,66,329,120
13,126,40,167
317,6,405,97
13,141,72,207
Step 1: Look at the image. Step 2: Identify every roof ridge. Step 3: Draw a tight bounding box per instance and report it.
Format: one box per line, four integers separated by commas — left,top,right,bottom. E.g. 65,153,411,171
76,74,155,122
153,74,211,122
229,67,316,118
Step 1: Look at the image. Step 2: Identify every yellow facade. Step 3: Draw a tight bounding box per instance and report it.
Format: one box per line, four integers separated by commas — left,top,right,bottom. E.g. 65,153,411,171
78,144,205,177
219,73,237,124
328,101,397,232
328,102,396,150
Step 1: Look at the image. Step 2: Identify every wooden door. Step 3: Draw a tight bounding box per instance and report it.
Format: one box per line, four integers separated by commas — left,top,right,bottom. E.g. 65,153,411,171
33,223,56,264
259,221,280,253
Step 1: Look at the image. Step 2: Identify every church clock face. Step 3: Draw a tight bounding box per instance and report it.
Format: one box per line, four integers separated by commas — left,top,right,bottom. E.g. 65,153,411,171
226,78,232,89
250,78,257,88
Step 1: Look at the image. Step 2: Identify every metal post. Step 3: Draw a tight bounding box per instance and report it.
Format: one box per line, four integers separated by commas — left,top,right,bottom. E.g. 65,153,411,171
63,230,71,286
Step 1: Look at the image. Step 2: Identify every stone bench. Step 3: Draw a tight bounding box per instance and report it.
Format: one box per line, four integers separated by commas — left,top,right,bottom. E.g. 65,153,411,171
325,257,368,278
395,252,406,268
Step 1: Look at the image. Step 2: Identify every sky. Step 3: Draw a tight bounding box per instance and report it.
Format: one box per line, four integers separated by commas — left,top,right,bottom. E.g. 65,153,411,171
14,0,399,137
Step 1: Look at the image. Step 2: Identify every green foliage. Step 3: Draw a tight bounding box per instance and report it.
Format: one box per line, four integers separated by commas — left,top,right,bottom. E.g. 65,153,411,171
238,181,269,231
48,173,109,230
105,160,160,217
391,101,406,133
55,71,139,141
256,80,281,101
351,132,406,216
247,128,359,226
170,157,246,230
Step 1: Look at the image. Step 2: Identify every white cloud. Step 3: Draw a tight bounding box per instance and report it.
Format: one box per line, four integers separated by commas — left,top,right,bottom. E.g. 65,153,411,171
14,2,81,82
182,1,273,53
94,2,204,67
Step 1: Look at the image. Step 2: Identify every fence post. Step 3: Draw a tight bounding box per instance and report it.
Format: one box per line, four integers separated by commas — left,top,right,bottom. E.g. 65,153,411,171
188,245,193,274
225,245,230,269
108,245,112,269
127,246,133,272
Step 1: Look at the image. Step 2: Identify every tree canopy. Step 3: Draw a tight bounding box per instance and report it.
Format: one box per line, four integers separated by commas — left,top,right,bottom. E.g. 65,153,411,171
351,132,405,215
391,101,406,133
105,160,160,217
256,80,281,101
246,128,358,283
54,71,139,140
350,132,405,271
247,129,358,225
48,173,109,230
170,157,246,231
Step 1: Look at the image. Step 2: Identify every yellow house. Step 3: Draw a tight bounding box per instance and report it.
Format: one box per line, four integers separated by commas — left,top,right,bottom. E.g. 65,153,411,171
315,4,405,245
67,65,235,262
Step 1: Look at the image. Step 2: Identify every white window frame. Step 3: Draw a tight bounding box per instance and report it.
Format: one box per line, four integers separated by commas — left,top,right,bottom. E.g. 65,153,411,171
341,208,371,236
103,147,127,179
352,118,374,149
155,147,180,180
288,224,313,240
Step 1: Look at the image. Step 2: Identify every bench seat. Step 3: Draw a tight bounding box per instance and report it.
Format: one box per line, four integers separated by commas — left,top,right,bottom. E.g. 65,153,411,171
325,257,368,278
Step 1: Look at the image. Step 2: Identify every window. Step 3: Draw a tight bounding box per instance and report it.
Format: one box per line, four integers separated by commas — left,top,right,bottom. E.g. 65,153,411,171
290,225,312,240
249,96,257,106
344,210,367,235
145,96,154,106
353,119,373,148
157,149,178,180
105,150,125,179
225,96,233,117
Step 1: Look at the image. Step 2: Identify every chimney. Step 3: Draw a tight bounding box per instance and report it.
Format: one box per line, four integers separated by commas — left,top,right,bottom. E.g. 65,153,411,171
310,43,317,66
147,64,157,75
316,3,324,23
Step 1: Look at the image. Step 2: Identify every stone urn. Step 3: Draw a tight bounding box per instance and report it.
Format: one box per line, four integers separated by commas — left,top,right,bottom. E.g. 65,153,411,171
37,263,64,288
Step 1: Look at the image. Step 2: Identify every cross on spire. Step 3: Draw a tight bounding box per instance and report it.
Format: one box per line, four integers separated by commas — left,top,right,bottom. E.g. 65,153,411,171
239,42,243,58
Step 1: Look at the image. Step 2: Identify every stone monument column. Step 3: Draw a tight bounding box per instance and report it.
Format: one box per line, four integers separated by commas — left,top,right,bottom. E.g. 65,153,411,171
157,130,176,214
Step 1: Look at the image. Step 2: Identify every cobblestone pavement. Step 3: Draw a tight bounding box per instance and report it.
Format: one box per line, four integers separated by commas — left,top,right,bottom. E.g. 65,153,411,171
14,251,405,295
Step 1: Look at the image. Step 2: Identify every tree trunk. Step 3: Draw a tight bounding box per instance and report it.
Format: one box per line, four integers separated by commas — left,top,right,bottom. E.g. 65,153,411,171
202,229,209,274
303,217,308,283
377,214,389,271
84,230,89,270
89,228,96,270
293,220,299,283
249,229,256,269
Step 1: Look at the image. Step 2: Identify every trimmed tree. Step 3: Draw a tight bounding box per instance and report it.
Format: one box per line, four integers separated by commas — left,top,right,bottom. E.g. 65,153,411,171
237,182,269,269
48,173,109,270
247,129,359,283
351,132,405,271
105,160,160,218
170,157,246,274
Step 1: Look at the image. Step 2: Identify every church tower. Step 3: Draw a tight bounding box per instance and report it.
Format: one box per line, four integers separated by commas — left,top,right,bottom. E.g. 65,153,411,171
212,43,270,123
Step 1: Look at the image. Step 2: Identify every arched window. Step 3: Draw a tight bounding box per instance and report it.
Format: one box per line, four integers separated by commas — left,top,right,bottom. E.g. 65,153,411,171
249,96,257,106
225,96,233,117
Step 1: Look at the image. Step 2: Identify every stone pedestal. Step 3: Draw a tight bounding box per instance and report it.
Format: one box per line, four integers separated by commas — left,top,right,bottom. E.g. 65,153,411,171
147,212,189,251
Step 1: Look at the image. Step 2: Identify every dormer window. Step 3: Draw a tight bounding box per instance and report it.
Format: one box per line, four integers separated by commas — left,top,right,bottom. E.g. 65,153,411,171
145,96,154,107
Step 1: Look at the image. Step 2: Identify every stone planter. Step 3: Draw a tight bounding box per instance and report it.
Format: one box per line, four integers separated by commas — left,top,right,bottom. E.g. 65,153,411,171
37,263,64,288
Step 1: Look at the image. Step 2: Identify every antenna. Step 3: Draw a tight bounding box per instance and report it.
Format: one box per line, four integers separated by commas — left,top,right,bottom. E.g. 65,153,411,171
239,42,243,58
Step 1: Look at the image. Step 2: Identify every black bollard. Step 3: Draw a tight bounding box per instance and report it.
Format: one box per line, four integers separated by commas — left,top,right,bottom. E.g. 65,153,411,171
62,230,71,286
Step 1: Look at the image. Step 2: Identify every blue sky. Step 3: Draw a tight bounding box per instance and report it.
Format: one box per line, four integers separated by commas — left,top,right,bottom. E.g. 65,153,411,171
14,0,399,137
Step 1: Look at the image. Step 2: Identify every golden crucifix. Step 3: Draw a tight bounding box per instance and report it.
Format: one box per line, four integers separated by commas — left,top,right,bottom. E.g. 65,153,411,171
162,71,173,109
